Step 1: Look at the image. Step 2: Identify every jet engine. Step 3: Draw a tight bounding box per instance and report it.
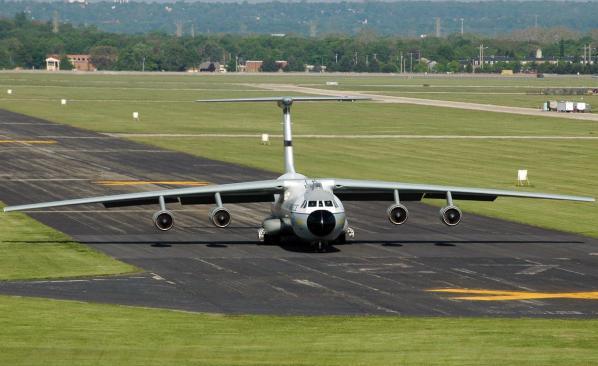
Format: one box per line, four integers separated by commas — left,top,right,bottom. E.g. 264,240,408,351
439,206,462,226
387,203,409,225
209,207,231,228
153,210,175,231
262,218,282,235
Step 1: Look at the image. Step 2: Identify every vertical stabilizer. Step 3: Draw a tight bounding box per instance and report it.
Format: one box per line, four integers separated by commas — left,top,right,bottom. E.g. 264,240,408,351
278,98,296,174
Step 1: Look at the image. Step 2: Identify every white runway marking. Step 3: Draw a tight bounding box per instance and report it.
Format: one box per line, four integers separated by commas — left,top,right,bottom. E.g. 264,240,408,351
104,133,598,140
516,265,557,275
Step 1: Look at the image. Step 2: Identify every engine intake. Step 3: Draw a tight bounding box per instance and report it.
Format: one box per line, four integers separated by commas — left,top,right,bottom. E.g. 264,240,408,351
209,207,231,228
387,204,409,225
153,210,175,231
440,206,462,226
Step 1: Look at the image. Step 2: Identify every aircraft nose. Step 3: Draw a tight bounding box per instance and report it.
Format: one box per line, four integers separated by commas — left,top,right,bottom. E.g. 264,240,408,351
307,210,336,237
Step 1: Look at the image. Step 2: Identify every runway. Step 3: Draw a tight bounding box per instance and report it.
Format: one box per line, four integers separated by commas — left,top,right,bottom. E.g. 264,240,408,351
1,109,598,317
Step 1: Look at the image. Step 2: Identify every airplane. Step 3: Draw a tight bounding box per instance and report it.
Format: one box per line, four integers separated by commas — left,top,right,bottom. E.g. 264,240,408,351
3,96,595,251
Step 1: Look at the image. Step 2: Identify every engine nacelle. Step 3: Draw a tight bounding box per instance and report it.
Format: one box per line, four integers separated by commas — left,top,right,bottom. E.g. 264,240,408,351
439,206,462,226
153,210,175,231
387,204,409,225
209,207,231,228
262,218,282,235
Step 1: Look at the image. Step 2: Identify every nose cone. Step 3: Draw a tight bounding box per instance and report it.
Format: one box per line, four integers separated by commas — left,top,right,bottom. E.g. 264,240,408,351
307,210,336,237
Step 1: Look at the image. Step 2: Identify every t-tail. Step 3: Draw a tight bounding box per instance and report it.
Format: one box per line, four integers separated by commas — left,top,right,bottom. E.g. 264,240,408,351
196,96,370,175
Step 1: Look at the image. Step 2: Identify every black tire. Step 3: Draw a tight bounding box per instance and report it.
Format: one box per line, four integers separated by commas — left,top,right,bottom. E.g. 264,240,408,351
334,233,346,244
263,234,280,245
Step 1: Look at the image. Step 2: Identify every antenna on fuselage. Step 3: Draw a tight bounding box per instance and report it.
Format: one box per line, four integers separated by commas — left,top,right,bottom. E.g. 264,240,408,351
195,96,370,175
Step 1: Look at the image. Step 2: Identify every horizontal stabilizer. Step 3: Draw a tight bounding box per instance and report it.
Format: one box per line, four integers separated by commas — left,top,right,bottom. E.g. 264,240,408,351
195,96,370,104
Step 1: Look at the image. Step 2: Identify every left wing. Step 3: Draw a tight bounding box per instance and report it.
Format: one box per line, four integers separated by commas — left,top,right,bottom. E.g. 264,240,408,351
3,179,285,212
328,179,595,203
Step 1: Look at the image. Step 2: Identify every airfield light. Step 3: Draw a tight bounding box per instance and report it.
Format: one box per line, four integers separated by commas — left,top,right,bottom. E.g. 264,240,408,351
132,112,140,121
7,89,12,95
61,99,67,105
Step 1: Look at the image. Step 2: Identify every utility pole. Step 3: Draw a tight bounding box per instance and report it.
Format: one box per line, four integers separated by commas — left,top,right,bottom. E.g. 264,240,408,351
52,10,59,34
435,17,441,37
365,54,369,67
400,52,404,73
142,56,145,72
175,21,183,37
409,52,414,72
460,18,464,36
479,44,484,70
335,53,338,64
190,24,195,38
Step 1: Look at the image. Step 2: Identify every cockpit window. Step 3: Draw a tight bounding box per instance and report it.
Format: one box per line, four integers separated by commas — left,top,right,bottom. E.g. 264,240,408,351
318,201,324,207
308,201,317,207
325,200,333,207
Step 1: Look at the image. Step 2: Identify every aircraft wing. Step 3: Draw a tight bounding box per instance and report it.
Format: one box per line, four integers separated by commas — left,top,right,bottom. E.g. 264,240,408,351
328,179,595,203
3,180,285,212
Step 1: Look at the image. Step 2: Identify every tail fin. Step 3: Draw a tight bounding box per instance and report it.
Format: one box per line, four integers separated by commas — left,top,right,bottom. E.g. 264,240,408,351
196,96,370,175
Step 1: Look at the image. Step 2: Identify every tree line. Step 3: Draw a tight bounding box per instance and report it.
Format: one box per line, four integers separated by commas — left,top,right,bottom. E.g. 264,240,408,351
1,13,597,74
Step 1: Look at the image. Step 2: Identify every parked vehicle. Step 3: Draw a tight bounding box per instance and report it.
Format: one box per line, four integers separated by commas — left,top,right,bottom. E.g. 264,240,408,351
557,101,574,112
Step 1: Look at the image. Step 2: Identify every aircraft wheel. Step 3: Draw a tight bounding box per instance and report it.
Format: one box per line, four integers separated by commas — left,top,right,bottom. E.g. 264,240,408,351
263,234,280,245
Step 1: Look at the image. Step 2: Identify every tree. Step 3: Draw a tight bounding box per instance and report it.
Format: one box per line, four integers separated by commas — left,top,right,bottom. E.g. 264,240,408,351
90,46,118,70
60,55,73,70
226,58,237,72
261,58,278,72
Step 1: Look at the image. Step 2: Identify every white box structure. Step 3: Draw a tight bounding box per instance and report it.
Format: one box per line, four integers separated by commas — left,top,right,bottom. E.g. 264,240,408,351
261,133,270,145
7,89,12,95
132,112,139,121
61,99,67,105
517,169,530,186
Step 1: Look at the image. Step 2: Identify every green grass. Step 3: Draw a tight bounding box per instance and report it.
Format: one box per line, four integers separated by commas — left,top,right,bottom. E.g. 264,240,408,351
1,295,598,366
0,203,136,280
0,72,596,238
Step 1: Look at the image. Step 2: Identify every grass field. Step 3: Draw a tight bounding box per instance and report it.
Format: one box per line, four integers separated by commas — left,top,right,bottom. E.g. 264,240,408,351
0,203,136,280
2,295,598,366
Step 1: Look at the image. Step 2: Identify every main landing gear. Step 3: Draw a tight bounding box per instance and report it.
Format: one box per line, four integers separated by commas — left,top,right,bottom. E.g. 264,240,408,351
257,228,279,245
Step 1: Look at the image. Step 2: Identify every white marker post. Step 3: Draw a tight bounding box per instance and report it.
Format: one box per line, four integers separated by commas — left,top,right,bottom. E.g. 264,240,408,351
132,112,139,121
261,133,270,145
517,169,530,186
61,99,67,105
7,89,12,95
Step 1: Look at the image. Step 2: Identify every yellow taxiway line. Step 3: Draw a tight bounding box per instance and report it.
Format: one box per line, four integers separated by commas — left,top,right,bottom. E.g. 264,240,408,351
0,140,57,144
428,288,598,301
95,180,209,187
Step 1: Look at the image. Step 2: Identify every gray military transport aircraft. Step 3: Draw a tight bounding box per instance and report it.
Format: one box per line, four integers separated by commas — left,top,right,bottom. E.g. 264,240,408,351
3,96,595,250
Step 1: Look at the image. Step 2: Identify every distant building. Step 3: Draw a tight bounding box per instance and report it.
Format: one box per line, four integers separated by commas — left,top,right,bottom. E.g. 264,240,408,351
45,54,96,71
275,60,288,70
45,57,60,71
244,60,263,72
198,62,220,72
67,54,95,71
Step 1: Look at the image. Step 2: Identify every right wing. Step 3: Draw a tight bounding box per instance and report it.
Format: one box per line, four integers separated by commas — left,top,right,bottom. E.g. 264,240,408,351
328,179,595,203
3,179,285,212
